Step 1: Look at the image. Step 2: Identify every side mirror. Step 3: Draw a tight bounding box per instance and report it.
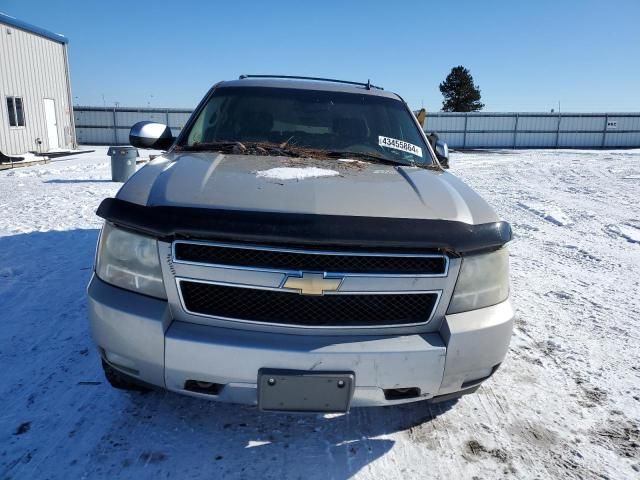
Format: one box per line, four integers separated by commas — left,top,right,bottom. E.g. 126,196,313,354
129,121,174,150
435,140,449,169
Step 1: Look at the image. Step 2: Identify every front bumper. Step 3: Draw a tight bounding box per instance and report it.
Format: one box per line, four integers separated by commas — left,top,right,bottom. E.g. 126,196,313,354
88,276,513,407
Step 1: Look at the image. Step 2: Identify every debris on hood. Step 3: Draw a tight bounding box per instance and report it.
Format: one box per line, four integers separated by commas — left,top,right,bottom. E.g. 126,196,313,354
256,167,340,181
175,141,328,159
174,141,433,169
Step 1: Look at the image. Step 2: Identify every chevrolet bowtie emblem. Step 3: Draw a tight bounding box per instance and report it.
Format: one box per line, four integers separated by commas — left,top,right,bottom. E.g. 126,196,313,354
283,272,342,296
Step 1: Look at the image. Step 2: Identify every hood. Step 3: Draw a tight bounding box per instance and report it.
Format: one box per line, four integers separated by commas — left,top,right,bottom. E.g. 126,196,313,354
116,152,498,224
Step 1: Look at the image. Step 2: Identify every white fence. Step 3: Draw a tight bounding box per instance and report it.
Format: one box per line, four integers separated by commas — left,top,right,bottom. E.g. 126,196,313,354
74,107,640,149
424,112,640,149
74,107,192,145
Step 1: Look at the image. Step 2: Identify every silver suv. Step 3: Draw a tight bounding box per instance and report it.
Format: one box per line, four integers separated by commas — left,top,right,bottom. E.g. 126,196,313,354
88,75,513,412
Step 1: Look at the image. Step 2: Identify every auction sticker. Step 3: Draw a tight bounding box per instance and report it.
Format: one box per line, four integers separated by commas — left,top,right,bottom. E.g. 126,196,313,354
378,136,423,158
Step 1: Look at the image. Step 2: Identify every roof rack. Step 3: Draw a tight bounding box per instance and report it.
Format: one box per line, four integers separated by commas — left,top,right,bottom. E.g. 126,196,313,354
238,74,383,90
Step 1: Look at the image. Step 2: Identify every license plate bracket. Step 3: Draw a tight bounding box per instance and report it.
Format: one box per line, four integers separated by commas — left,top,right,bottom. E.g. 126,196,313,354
258,369,355,413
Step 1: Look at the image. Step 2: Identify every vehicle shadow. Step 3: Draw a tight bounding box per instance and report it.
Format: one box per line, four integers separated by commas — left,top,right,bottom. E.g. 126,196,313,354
0,229,455,480
104,389,457,479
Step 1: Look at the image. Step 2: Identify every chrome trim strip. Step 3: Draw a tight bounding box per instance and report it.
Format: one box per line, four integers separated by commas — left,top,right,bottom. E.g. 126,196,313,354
175,277,442,329
171,240,449,278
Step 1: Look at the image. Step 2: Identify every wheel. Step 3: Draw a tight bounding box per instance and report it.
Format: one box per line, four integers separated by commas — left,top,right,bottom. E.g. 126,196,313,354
101,359,151,393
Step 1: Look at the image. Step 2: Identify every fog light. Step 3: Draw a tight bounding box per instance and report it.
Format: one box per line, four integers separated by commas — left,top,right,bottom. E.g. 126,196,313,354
184,380,224,395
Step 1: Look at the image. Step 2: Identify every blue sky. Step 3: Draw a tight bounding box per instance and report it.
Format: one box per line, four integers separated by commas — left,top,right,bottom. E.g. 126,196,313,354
3,0,639,111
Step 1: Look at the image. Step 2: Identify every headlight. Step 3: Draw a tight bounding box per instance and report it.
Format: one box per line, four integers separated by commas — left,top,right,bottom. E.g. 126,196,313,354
96,222,166,299
447,248,509,314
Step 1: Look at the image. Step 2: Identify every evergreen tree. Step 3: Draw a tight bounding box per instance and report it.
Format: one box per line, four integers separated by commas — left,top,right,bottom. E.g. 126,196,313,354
439,66,484,112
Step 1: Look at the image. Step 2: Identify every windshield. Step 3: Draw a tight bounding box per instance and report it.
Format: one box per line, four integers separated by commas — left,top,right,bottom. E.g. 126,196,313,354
181,86,433,166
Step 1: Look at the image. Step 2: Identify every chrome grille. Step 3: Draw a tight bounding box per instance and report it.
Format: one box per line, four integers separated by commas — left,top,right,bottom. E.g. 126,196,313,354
179,280,439,327
173,241,448,276
171,241,449,328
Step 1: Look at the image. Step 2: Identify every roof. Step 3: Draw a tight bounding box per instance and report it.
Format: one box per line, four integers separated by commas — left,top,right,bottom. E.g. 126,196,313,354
0,12,68,44
220,77,402,100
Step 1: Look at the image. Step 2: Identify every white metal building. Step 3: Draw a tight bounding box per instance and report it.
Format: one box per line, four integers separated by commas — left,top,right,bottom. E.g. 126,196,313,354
0,12,75,155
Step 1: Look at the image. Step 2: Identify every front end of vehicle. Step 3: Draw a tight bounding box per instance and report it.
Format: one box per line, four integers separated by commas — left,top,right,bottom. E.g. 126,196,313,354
88,203,513,410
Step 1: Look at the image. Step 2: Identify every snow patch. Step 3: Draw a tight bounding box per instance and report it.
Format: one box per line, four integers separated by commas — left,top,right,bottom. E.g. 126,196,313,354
256,167,340,180
245,440,271,449
337,158,365,164
607,224,640,244
518,202,573,226
618,224,640,243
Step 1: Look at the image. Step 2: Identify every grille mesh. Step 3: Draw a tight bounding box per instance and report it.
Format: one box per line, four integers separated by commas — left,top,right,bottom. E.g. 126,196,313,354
174,243,446,275
180,281,438,327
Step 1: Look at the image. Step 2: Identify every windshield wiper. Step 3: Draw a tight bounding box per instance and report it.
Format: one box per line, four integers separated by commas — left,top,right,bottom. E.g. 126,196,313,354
176,141,302,157
176,141,245,152
325,150,413,166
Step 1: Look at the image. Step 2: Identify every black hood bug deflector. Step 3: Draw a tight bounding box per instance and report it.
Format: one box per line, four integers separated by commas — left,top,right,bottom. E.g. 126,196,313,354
96,197,512,255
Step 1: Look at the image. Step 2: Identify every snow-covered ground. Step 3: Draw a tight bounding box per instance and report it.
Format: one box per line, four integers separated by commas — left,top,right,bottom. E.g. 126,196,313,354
0,148,638,479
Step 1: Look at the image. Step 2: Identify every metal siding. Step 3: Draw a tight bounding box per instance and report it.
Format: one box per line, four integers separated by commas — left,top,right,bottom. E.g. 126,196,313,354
116,128,130,145
424,115,465,132
426,113,640,148
558,132,602,148
71,108,640,148
436,132,464,148
76,127,114,145
168,111,192,127
0,20,73,154
608,116,640,130
516,133,557,148
467,115,516,131
605,132,640,147
0,13,68,44
116,110,167,127
516,116,558,131
560,116,604,131
74,107,193,145
465,132,513,148
74,109,113,127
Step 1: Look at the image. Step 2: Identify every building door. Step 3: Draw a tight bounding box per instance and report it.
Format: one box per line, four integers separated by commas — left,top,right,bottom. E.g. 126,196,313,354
43,98,59,150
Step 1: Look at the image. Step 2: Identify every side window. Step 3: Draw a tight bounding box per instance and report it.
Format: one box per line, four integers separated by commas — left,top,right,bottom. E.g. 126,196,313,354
187,96,225,144
6,97,16,126
6,96,25,127
15,97,25,126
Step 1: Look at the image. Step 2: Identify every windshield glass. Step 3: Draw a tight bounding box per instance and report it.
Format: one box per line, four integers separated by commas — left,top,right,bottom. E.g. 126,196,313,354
181,86,432,166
